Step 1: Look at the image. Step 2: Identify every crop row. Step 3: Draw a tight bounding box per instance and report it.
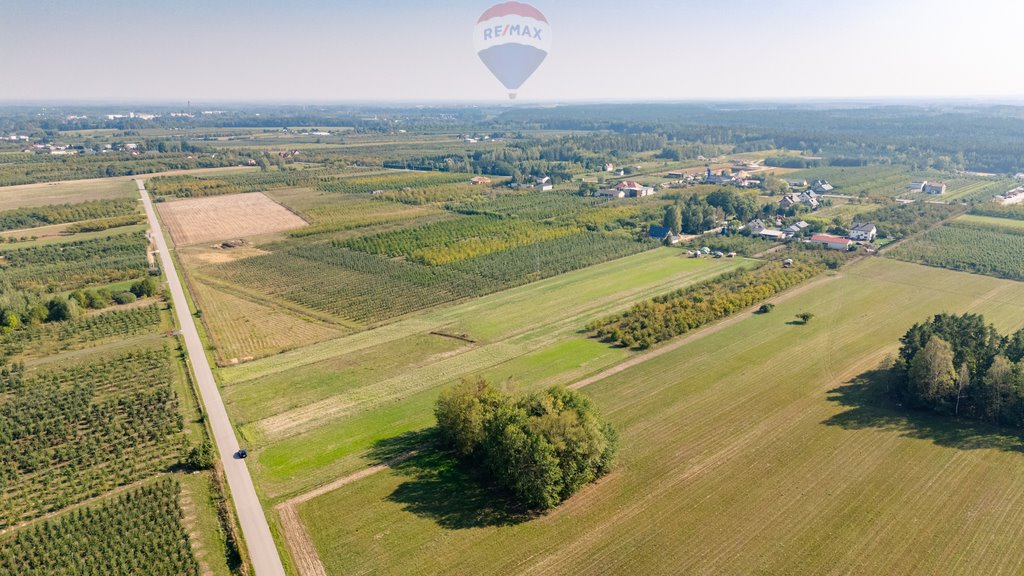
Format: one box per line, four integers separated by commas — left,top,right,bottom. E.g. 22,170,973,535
314,171,469,195
0,231,150,292
0,305,163,362
0,349,184,526
0,479,199,576
588,261,823,349
0,199,140,232
888,221,1024,281
339,214,581,265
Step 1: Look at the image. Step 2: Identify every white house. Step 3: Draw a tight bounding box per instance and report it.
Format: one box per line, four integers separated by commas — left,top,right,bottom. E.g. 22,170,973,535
811,180,834,194
759,229,788,241
849,222,877,242
616,181,655,197
784,221,810,235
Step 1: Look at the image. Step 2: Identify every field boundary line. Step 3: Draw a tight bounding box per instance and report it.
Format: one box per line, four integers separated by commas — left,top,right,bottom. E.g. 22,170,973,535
275,451,417,576
569,273,842,391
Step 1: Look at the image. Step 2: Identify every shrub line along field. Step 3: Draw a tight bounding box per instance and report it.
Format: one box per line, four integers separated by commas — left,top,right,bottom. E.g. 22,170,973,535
293,259,1024,576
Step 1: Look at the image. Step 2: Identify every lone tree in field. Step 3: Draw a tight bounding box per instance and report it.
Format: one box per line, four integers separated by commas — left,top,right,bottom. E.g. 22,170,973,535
435,379,618,511
796,312,814,324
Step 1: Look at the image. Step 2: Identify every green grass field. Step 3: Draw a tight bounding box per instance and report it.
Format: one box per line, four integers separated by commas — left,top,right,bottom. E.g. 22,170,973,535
958,213,1024,230
218,249,751,500
296,258,1024,576
0,178,137,211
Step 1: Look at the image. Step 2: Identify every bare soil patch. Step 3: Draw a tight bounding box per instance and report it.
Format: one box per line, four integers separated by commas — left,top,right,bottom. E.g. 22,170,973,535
157,192,307,246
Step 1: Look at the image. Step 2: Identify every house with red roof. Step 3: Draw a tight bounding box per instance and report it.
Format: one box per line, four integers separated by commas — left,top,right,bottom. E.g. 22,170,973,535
811,234,854,250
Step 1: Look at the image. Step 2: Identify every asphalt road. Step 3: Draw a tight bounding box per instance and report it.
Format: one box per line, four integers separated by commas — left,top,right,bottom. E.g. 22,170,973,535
138,180,287,576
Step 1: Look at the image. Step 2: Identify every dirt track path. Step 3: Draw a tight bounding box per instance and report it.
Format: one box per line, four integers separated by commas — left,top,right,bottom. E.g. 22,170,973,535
275,452,416,576
569,273,842,391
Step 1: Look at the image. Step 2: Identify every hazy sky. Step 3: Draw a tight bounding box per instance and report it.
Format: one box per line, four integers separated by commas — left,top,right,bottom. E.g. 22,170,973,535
3,0,1023,103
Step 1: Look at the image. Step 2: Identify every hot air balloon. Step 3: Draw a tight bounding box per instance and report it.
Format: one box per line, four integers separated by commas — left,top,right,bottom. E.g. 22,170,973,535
474,2,551,99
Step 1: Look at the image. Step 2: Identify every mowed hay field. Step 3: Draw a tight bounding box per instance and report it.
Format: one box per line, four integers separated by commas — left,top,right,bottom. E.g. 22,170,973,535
297,258,1024,576
157,192,307,246
187,276,346,365
0,178,136,210
222,249,752,499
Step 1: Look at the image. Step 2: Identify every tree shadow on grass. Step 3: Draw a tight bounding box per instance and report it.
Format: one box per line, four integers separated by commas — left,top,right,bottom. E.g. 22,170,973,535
368,429,533,530
823,365,1024,454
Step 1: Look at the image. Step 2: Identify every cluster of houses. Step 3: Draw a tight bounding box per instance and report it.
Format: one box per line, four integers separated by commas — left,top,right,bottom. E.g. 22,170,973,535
746,218,877,250
594,180,656,198
908,181,947,195
779,190,820,211
995,186,1024,206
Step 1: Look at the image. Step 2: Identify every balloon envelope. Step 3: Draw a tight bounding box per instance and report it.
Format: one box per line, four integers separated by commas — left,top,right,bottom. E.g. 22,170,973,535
474,2,551,96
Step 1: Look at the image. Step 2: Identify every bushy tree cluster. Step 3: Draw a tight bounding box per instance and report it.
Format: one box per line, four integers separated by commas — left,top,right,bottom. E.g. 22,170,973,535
589,261,823,349
435,379,617,511
897,313,1024,425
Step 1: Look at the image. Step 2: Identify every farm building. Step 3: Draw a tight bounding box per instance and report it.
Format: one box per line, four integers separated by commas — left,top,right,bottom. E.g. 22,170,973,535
786,179,809,189
995,187,1024,205
759,229,788,241
470,176,492,185
811,233,854,250
908,181,927,192
594,188,626,198
849,222,877,242
616,181,656,197
923,182,947,195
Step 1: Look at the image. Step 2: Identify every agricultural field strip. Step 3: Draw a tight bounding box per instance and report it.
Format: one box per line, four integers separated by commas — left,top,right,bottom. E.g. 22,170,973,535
220,251,740,385
156,192,308,246
569,273,844,391
189,271,360,331
0,166,255,211
957,214,1024,230
239,259,750,442
887,221,1024,281
274,452,418,576
294,259,1024,575
521,268,1024,576
264,272,837,510
187,277,344,365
